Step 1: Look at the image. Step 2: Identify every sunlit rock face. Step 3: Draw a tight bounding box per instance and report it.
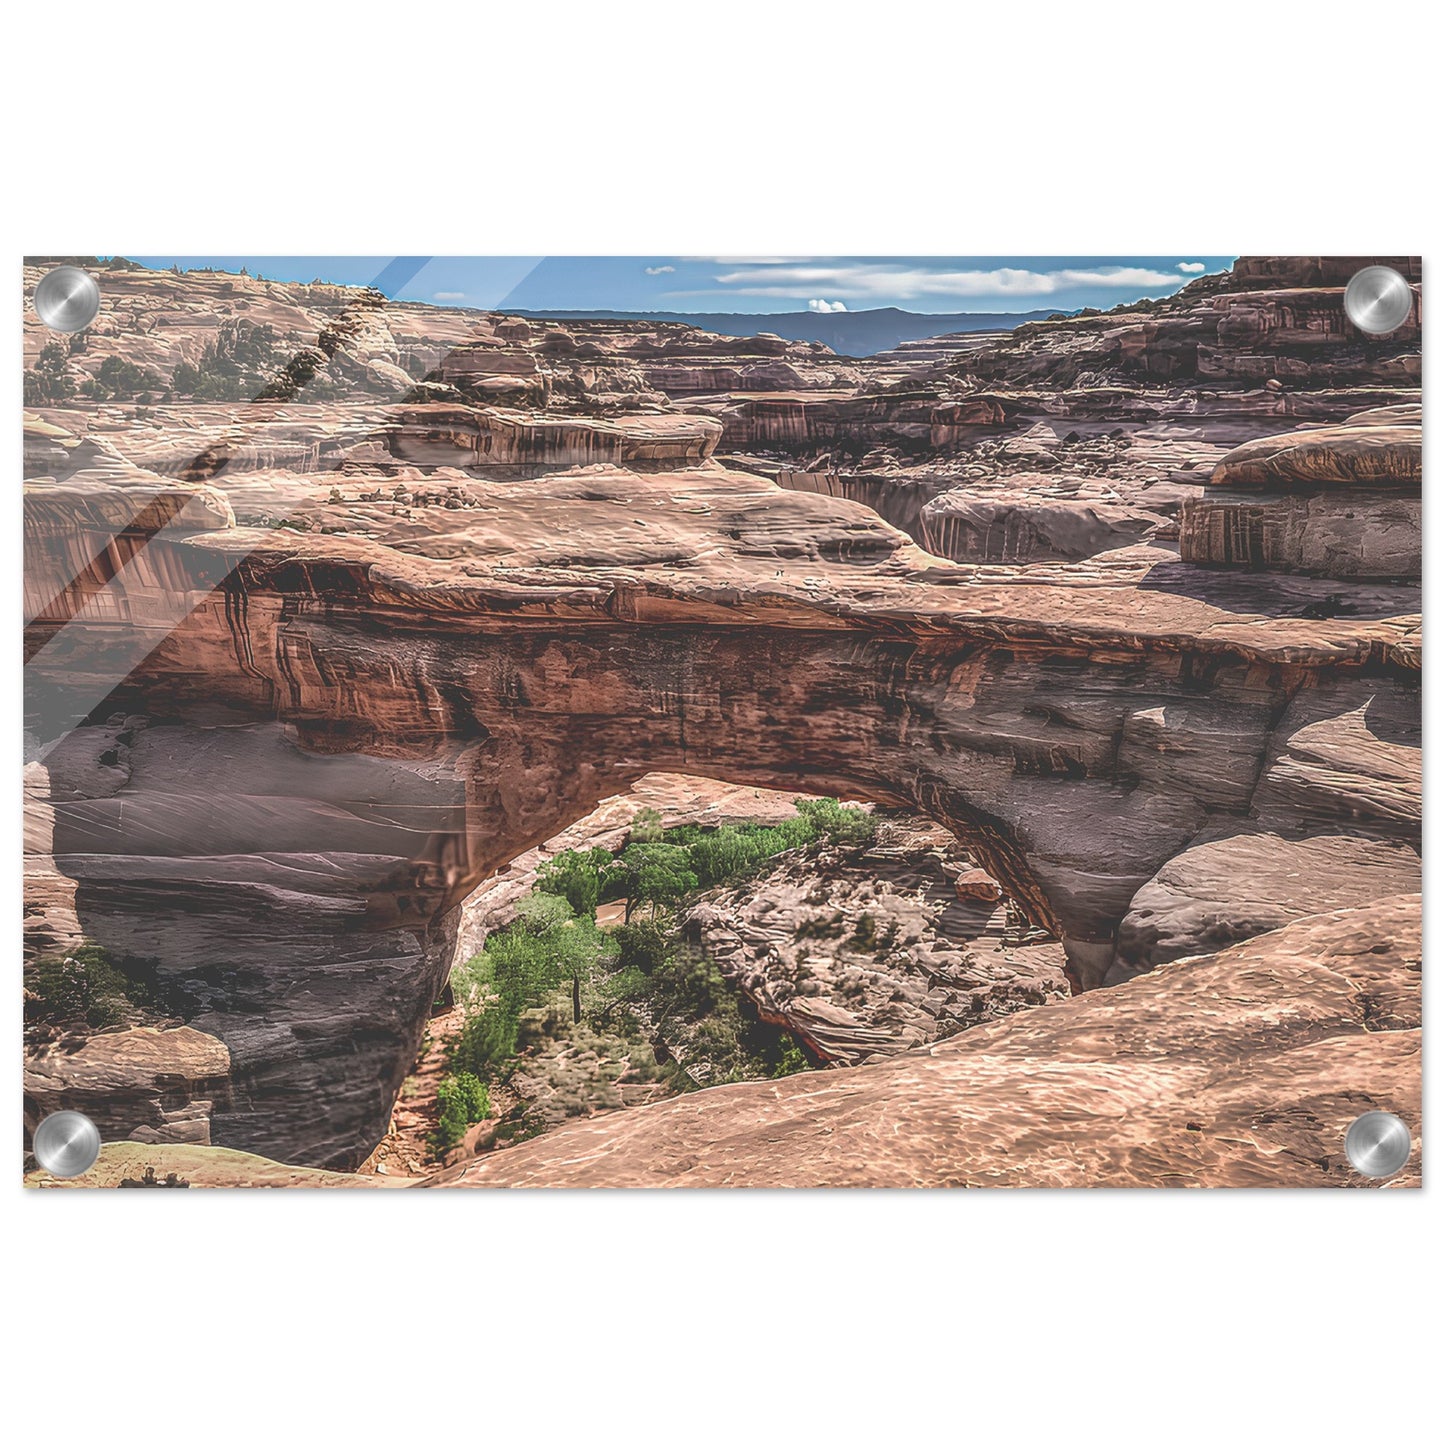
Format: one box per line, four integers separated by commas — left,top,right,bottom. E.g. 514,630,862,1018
22,258,1421,1172
23,461,1419,1167
1178,409,1422,581
425,895,1422,1189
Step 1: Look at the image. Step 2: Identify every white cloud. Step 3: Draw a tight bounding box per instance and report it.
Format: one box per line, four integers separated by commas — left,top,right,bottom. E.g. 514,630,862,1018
433,291,466,301
808,298,848,313
644,264,675,275
710,263,1184,301
1176,261,1206,274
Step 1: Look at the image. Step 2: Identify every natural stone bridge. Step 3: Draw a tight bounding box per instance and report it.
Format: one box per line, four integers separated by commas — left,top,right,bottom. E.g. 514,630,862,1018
24,454,1420,1168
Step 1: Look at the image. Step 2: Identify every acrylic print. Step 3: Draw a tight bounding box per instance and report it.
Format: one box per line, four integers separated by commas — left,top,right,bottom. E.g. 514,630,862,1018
22,256,1421,1188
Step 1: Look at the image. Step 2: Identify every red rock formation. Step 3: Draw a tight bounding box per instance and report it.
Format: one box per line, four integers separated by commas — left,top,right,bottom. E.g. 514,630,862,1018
36,896,1420,1190
424,896,1421,1188
22,259,1422,1175
24,1026,231,1147
1179,407,1421,579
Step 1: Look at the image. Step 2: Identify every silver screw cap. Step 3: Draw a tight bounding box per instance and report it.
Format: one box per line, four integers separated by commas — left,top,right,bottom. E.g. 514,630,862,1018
1343,265,1414,335
33,264,101,332
32,1111,103,1178
1344,1110,1412,1178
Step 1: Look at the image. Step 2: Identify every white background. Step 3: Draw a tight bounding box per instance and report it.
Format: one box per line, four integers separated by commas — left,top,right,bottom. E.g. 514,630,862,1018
3,3,1438,1439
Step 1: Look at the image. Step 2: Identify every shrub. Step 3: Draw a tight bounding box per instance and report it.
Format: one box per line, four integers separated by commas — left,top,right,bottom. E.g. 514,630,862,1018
171,319,282,401
629,806,664,844
772,1034,812,1078
453,1001,523,1077
794,796,877,847
24,944,153,1031
77,354,162,401
614,918,671,975
670,817,813,888
537,846,612,919
432,1070,490,1154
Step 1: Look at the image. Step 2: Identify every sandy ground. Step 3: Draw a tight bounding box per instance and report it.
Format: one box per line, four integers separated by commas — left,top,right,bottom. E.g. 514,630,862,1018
355,1006,474,1179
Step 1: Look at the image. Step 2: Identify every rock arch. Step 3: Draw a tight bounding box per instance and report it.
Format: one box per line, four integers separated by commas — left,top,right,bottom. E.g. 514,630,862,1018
25,462,1420,1167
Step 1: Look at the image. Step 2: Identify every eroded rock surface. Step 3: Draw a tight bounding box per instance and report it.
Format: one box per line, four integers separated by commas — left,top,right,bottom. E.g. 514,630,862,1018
23,1026,231,1146
684,817,1066,1063
427,896,1422,1188
23,257,1421,1173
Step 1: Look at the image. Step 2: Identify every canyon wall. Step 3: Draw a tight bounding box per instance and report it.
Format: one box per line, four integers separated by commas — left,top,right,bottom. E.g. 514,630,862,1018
23,257,1421,1173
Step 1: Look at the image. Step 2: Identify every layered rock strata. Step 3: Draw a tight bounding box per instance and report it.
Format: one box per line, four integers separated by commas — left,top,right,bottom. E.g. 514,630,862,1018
22,258,1422,1174
23,455,1419,1165
1179,408,1422,580
23,1026,231,1147
684,817,1067,1063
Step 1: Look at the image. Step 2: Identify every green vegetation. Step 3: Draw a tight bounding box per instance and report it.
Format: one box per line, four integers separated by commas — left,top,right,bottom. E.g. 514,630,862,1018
171,319,283,401
443,797,873,1136
608,841,697,922
452,899,616,1077
27,345,167,405
78,354,164,402
24,943,158,1034
654,796,877,890
772,1034,811,1078
613,917,671,974
536,845,612,919
432,1070,490,1154
24,341,77,405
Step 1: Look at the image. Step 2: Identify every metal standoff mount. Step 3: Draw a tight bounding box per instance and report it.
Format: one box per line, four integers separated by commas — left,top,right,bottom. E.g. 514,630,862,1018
31,1110,103,1178
1343,265,1413,335
1344,1110,1411,1179
33,264,101,333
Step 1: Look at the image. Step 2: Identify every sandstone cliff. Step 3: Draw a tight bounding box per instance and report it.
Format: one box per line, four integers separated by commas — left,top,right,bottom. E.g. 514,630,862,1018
23,257,1421,1177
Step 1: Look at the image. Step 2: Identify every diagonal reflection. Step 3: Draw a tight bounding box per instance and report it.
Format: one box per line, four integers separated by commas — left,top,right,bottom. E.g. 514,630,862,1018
24,254,552,756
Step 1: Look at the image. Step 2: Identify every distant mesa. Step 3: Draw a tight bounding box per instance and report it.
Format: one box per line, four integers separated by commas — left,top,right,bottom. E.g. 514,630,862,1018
509,305,1074,357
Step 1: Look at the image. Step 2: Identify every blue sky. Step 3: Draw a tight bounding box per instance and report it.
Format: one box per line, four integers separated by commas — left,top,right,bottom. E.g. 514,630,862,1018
131,256,1235,314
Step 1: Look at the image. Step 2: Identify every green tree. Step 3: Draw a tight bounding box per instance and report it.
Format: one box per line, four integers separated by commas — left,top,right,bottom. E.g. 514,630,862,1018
78,354,162,401
609,841,697,923
549,913,612,1024
451,903,615,1070
672,817,813,886
170,319,281,400
433,1070,490,1154
24,341,76,405
794,796,877,847
536,846,613,920
514,891,574,933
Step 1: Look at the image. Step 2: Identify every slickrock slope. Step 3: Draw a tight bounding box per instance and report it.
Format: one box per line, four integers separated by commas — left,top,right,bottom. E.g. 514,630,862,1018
684,817,1067,1063
23,258,1422,1174
37,894,1419,1189
429,895,1421,1188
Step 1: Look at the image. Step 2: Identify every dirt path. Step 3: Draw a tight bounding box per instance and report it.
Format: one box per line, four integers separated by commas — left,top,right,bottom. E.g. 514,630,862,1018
356,1006,467,1179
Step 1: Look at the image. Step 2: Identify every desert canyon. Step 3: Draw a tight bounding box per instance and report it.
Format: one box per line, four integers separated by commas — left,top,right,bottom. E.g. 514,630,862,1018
22,256,1422,1187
